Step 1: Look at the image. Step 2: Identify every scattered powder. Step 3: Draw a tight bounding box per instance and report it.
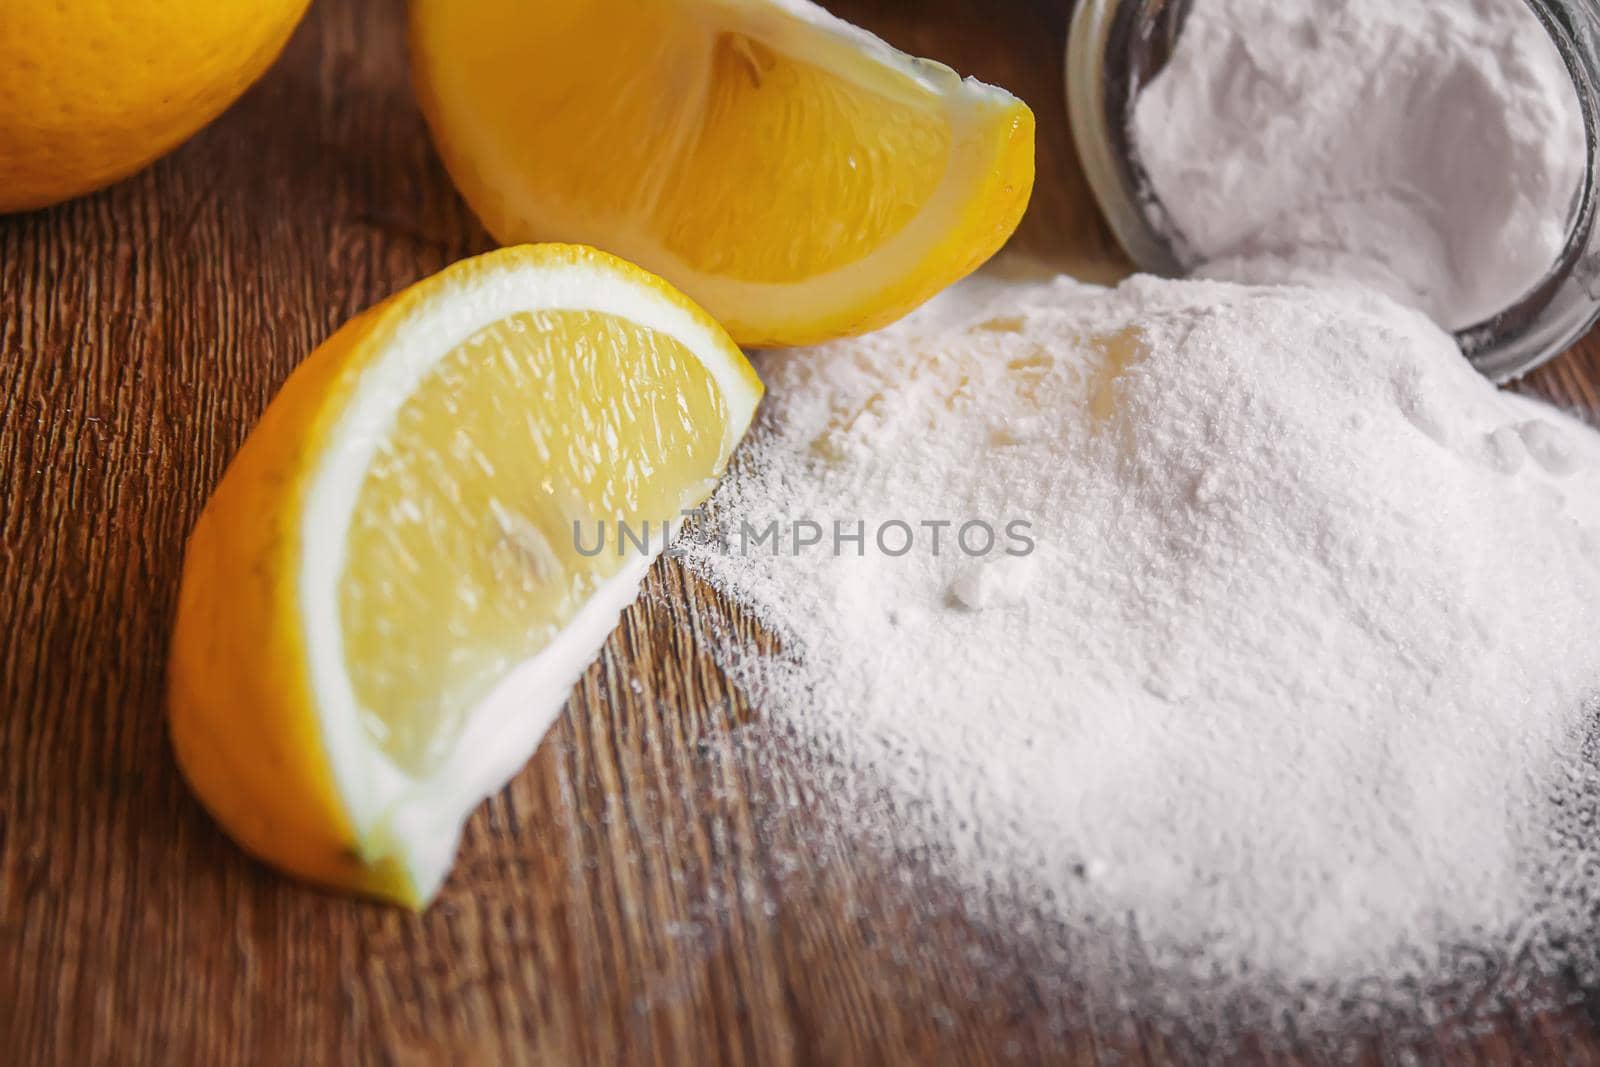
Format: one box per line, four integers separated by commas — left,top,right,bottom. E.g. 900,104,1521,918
685,274,1600,1009
677,0,1596,1017
1131,0,1586,331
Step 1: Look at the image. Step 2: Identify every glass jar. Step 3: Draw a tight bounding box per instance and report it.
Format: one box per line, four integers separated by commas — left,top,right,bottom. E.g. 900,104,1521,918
1065,0,1600,381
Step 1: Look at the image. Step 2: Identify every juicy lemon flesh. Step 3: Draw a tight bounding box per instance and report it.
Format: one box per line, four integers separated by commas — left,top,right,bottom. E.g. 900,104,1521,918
340,309,729,777
657,31,950,280
415,0,952,284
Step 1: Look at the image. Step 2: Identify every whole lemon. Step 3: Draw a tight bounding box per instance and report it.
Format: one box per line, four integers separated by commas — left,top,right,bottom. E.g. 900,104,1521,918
0,0,312,213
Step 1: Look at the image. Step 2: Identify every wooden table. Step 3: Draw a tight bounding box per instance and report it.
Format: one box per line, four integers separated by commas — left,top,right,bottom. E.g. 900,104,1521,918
6,0,1600,1062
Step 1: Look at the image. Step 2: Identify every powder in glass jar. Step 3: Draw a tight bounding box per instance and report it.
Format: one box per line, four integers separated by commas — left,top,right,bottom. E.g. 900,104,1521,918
1130,0,1586,331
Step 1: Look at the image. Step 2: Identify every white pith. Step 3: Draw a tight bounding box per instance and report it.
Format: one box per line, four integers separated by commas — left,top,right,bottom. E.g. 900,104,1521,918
429,0,1024,334
298,255,758,901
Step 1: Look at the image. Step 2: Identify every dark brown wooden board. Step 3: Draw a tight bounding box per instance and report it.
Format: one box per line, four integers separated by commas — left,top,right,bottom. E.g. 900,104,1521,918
6,0,1600,1063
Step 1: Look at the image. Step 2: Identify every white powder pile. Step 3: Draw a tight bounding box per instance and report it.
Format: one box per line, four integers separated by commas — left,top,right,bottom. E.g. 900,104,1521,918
1131,0,1586,331
686,274,1600,1003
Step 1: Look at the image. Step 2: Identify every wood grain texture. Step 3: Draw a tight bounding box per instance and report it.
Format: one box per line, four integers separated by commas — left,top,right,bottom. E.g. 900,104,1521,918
4,0,1600,1063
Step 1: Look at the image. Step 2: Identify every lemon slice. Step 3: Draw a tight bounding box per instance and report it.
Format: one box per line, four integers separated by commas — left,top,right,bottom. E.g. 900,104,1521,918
168,244,762,905
409,0,1035,347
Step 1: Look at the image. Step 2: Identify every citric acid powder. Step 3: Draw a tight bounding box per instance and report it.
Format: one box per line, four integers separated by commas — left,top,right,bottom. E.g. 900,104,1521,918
686,273,1600,1009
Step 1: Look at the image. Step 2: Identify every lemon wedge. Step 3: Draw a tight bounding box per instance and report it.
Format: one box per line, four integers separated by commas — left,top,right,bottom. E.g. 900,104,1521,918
168,245,762,905
409,0,1035,347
